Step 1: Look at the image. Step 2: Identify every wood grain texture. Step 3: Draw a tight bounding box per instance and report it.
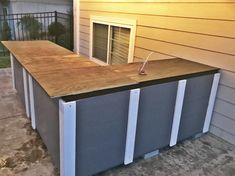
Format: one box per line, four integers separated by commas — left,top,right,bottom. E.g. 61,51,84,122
20,55,97,73
2,41,74,58
3,41,218,99
31,66,137,98
109,58,218,85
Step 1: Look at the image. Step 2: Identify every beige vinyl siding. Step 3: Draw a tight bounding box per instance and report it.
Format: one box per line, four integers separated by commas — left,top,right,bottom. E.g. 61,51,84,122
211,70,235,144
79,0,235,144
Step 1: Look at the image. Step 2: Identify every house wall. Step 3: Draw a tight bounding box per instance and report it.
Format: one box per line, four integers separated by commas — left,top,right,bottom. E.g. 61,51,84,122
9,0,72,14
78,0,235,145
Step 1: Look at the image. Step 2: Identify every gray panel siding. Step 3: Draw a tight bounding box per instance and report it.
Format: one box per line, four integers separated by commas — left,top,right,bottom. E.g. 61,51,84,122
134,82,178,158
211,112,235,136
217,85,235,105
210,125,235,146
178,98,210,141
75,91,130,176
214,99,235,121
33,79,60,169
210,70,235,145
178,74,214,141
220,70,235,88
13,58,25,110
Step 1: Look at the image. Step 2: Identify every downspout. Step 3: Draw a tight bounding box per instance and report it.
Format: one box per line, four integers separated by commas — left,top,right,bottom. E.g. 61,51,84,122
73,0,80,53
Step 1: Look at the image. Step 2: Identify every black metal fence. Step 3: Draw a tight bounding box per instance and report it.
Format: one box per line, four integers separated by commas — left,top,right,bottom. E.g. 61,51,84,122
0,11,73,56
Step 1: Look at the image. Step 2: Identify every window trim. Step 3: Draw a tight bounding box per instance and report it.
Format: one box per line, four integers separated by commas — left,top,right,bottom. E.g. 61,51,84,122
89,16,136,65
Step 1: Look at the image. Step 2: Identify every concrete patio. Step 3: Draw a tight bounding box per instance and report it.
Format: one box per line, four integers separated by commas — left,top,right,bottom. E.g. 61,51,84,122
0,68,235,176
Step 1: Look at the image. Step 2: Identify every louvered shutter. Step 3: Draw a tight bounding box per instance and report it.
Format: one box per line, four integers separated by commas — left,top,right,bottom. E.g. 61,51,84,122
92,23,108,63
109,26,130,65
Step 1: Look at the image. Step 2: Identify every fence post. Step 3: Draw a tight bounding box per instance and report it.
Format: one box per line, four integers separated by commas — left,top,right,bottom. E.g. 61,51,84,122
55,11,58,44
2,14,6,56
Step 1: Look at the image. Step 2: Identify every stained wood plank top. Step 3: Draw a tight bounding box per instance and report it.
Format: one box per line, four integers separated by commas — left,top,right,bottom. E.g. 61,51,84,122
2,41,219,99
32,66,137,98
19,55,98,73
2,41,73,58
109,58,219,86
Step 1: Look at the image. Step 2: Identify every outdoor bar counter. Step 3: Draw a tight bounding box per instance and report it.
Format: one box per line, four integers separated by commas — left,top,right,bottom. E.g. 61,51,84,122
2,41,220,176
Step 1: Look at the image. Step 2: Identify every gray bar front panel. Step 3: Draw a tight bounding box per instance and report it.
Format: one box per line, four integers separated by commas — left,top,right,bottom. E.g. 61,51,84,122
134,82,178,158
13,58,25,109
178,74,214,141
75,91,130,176
33,79,60,169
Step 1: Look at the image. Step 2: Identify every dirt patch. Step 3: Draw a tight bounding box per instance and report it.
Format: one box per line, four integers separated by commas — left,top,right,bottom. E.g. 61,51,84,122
0,132,49,172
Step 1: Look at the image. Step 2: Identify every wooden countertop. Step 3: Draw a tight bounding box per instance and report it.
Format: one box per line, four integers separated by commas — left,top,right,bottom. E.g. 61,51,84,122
17,55,98,73
32,66,137,98
2,41,74,58
2,41,219,100
109,59,219,87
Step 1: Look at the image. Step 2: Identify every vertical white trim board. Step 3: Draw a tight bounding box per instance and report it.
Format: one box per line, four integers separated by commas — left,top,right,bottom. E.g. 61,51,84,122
73,0,80,53
10,54,15,89
124,88,140,165
170,80,187,147
23,68,30,118
28,74,36,130
59,99,76,176
203,73,221,133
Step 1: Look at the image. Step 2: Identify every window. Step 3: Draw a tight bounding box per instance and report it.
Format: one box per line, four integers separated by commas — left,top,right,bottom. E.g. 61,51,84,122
90,16,136,65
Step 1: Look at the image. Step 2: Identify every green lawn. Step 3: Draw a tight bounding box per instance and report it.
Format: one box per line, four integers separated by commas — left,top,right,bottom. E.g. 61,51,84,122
0,55,10,68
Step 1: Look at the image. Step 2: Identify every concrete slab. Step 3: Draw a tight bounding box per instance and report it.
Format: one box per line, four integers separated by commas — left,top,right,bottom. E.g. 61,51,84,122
0,68,15,96
100,134,235,176
0,94,24,119
0,115,57,176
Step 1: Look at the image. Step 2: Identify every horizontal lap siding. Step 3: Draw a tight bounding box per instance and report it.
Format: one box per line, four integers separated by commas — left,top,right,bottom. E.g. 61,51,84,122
80,2,235,20
211,70,235,144
79,0,235,144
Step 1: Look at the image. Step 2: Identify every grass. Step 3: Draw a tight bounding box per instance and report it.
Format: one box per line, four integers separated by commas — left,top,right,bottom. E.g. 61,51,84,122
0,55,10,68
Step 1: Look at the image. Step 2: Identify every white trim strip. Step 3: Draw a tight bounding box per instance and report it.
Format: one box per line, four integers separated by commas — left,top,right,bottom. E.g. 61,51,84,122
59,99,76,176
124,88,140,165
203,73,221,133
170,80,187,147
10,54,15,89
23,68,30,118
106,25,111,64
28,74,36,129
91,16,136,27
73,0,80,53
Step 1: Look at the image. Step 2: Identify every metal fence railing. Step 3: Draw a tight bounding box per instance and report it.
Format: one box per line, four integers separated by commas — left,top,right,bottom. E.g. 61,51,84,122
0,11,73,56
